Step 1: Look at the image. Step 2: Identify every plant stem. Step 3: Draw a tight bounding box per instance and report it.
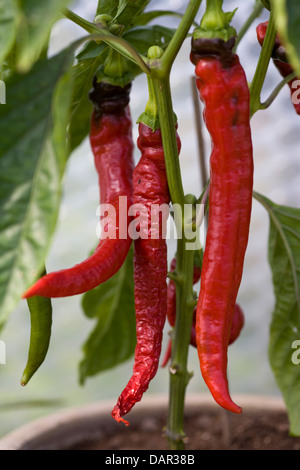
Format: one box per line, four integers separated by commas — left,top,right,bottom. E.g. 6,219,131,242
160,0,202,72
63,7,99,34
166,240,195,450
151,75,185,207
250,9,277,117
260,71,297,110
233,1,264,52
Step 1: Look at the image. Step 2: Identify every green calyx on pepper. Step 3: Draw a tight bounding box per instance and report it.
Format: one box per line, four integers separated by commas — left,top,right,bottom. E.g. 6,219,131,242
100,47,133,87
136,74,161,131
137,46,177,132
193,0,237,42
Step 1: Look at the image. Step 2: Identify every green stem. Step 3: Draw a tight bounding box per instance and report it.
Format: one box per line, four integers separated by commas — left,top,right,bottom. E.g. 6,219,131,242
166,239,195,450
250,9,277,117
63,7,99,34
160,0,202,71
151,75,185,207
260,71,297,110
233,1,264,52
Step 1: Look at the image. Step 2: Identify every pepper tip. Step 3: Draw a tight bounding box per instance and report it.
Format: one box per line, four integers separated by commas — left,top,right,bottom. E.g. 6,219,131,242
111,406,130,426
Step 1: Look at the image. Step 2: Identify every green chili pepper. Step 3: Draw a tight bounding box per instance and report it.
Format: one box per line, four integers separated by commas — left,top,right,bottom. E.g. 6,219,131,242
21,271,53,386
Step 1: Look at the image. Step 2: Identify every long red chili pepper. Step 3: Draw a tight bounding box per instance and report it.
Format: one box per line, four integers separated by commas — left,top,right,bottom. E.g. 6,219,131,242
256,21,300,115
111,123,181,426
190,37,253,414
22,82,134,298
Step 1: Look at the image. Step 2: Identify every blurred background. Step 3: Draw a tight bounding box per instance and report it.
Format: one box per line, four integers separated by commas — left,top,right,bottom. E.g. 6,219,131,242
1,0,300,438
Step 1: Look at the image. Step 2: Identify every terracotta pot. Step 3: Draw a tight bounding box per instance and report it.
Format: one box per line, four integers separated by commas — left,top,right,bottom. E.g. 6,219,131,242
0,394,298,450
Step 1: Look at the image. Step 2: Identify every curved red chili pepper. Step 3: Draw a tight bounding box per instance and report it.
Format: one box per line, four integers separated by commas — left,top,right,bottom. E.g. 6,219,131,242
190,38,253,415
22,82,134,298
256,21,300,115
111,123,181,426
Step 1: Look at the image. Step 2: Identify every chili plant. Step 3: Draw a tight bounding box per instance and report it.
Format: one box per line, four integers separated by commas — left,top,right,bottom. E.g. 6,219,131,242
1,0,300,451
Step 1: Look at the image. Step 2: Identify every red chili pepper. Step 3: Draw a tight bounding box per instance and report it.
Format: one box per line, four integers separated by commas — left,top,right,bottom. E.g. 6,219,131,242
22,82,134,299
256,21,300,115
190,37,253,414
111,123,181,426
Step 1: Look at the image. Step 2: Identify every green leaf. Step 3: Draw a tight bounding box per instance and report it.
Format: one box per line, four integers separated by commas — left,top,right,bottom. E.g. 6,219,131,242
96,0,119,18
16,0,73,73
114,0,128,22
0,47,75,330
273,0,300,75
254,192,300,436
131,10,191,27
115,0,150,29
79,247,136,383
0,0,19,64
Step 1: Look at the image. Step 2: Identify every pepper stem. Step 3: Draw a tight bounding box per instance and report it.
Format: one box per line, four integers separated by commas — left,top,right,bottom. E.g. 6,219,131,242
193,0,237,41
137,48,165,131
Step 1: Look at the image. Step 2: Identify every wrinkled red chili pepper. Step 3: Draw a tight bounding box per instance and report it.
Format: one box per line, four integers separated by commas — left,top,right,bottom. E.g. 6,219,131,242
190,37,253,414
111,123,181,426
23,81,134,299
256,21,300,115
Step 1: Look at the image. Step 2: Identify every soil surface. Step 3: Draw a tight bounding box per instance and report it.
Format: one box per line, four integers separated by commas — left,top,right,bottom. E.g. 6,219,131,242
69,407,300,451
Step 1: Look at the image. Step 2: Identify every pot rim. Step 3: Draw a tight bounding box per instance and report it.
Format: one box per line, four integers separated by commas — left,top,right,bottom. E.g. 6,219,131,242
0,393,286,450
